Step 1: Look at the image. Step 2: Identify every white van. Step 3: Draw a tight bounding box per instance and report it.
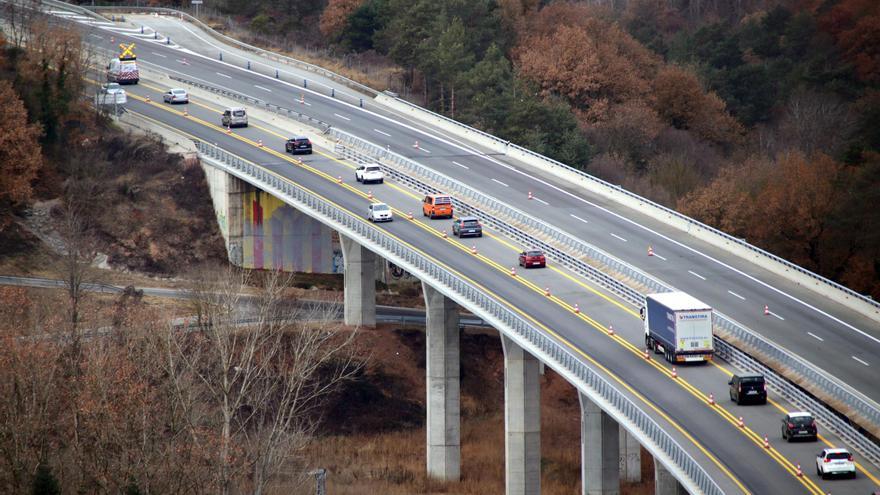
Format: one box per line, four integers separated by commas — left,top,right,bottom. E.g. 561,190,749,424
221,107,248,128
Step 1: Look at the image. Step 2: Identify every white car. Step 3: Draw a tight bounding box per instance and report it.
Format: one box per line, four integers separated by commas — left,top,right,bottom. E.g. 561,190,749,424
367,203,392,222
95,83,126,105
355,164,384,184
163,88,189,104
816,448,856,479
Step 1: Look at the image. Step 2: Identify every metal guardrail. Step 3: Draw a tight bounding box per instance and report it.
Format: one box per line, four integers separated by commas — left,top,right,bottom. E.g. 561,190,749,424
331,131,880,463
63,0,877,314
384,97,880,315
80,3,378,99
168,75,334,131
174,75,880,446
194,139,723,495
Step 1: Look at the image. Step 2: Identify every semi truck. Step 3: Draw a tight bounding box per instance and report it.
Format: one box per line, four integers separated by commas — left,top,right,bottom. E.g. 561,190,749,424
642,291,714,363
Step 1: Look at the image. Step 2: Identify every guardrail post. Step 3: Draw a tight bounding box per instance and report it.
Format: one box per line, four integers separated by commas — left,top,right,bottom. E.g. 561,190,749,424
247,61,251,70
154,31,158,39
141,25,144,34
359,98,364,108
423,283,461,481
275,68,279,78
219,52,223,61
501,335,540,495
580,394,619,494
166,36,171,45
331,88,335,98
303,79,308,88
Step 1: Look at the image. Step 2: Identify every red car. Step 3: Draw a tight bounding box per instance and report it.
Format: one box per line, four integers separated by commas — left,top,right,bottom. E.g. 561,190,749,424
518,249,546,268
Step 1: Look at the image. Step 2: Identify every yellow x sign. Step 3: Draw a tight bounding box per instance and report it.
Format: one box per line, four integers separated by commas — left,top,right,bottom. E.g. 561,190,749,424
118,43,136,60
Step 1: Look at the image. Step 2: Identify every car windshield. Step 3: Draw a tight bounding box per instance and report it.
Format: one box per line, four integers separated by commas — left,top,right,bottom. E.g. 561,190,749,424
462,220,479,226
741,376,764,383
233,110,245,117
373,204,389,211
172,89,185,95
790,416,813,425
434,196,451,204
106,83,120,91
296,138,309,143
526,251,543,257
827,452,850,460
366,166,380,172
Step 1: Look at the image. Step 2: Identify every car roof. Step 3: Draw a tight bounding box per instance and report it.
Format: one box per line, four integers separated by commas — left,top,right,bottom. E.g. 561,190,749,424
226,107,246,111
734,373,764,379
292,135,309,140
787,411,812,418
371,202,388,207
823,448,850,454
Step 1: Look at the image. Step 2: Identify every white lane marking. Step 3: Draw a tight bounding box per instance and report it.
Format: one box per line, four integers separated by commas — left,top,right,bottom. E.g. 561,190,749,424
216,72,231,78
534,197,549,205
418,146,431,153
492,179,508,187
570,214,588,224
852,356,870,366
334,113,351,121
150,51,167,58
452,161,469,169
374,129,391,137
611,233,628,242
688,270,706,280
728,290,746,300
807,332,824,342
254,85,272,92
770,311,785,321
139,36,877,349
653,253,667,261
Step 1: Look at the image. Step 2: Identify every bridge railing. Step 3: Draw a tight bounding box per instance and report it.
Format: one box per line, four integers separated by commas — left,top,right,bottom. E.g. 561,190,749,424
194,139,723,495
329,129,880,461
169,73,880,447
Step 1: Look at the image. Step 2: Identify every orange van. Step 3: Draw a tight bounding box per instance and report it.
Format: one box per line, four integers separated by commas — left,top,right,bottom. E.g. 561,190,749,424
422,194,453,219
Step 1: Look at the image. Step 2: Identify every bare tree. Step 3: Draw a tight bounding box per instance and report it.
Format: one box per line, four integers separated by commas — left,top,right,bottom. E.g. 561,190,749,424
169,265,360,494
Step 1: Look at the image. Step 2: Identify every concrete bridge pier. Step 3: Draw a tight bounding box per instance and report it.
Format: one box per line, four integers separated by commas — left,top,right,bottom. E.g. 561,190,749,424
501,335,541,495
620,429,641,482
339,234,376,327
423,283,461,481
654,459,688,495
580,393,620,495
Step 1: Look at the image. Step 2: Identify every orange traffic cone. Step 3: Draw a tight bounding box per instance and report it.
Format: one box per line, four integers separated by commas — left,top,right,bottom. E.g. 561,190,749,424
407,212,413,220
737,417,744,428
648,245,654,256
764,305,770,316
471,245,477,255
337,175,342,183
367,190,373,199
671,367,678,379
574,303,580,314
510,267,517,277
607,325,614,336
413,140,420,149
528,191,533,200
708,393,715,405
544,287,551,297
258,139,263,147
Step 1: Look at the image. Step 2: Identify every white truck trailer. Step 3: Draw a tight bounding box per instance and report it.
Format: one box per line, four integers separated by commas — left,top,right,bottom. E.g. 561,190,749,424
642,291,714,363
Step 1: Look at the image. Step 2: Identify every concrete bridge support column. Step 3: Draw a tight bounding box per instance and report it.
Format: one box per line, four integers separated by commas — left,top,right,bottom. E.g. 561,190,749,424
339,234,376,327
225,172,248,266
423,283,461,481
654,459,687,495
580,394,620,495
501,335,541,495
619,429,641,482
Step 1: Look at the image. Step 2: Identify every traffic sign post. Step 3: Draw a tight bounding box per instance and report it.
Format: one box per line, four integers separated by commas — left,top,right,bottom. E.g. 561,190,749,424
191,0,203,18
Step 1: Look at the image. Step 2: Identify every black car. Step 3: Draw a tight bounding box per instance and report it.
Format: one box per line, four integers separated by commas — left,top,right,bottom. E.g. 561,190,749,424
781,412,817,442
452,217,482,238
286,136,312,154
728,373,767,405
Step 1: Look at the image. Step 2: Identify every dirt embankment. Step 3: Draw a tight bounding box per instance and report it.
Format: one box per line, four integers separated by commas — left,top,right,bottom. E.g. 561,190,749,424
314,325,655,495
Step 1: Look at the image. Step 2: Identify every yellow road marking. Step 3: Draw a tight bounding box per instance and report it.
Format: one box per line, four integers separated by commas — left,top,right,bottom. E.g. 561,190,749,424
123,86,861,493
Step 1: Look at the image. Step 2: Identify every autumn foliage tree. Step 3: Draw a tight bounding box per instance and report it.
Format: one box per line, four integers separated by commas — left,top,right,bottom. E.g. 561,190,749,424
0,80,42,231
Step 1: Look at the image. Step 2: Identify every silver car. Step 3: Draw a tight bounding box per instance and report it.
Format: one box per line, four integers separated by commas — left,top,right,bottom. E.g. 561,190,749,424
221,107,248,128
163,88,189,104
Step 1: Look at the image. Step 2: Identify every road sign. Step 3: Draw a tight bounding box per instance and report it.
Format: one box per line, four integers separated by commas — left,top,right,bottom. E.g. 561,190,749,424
191,0,203,4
